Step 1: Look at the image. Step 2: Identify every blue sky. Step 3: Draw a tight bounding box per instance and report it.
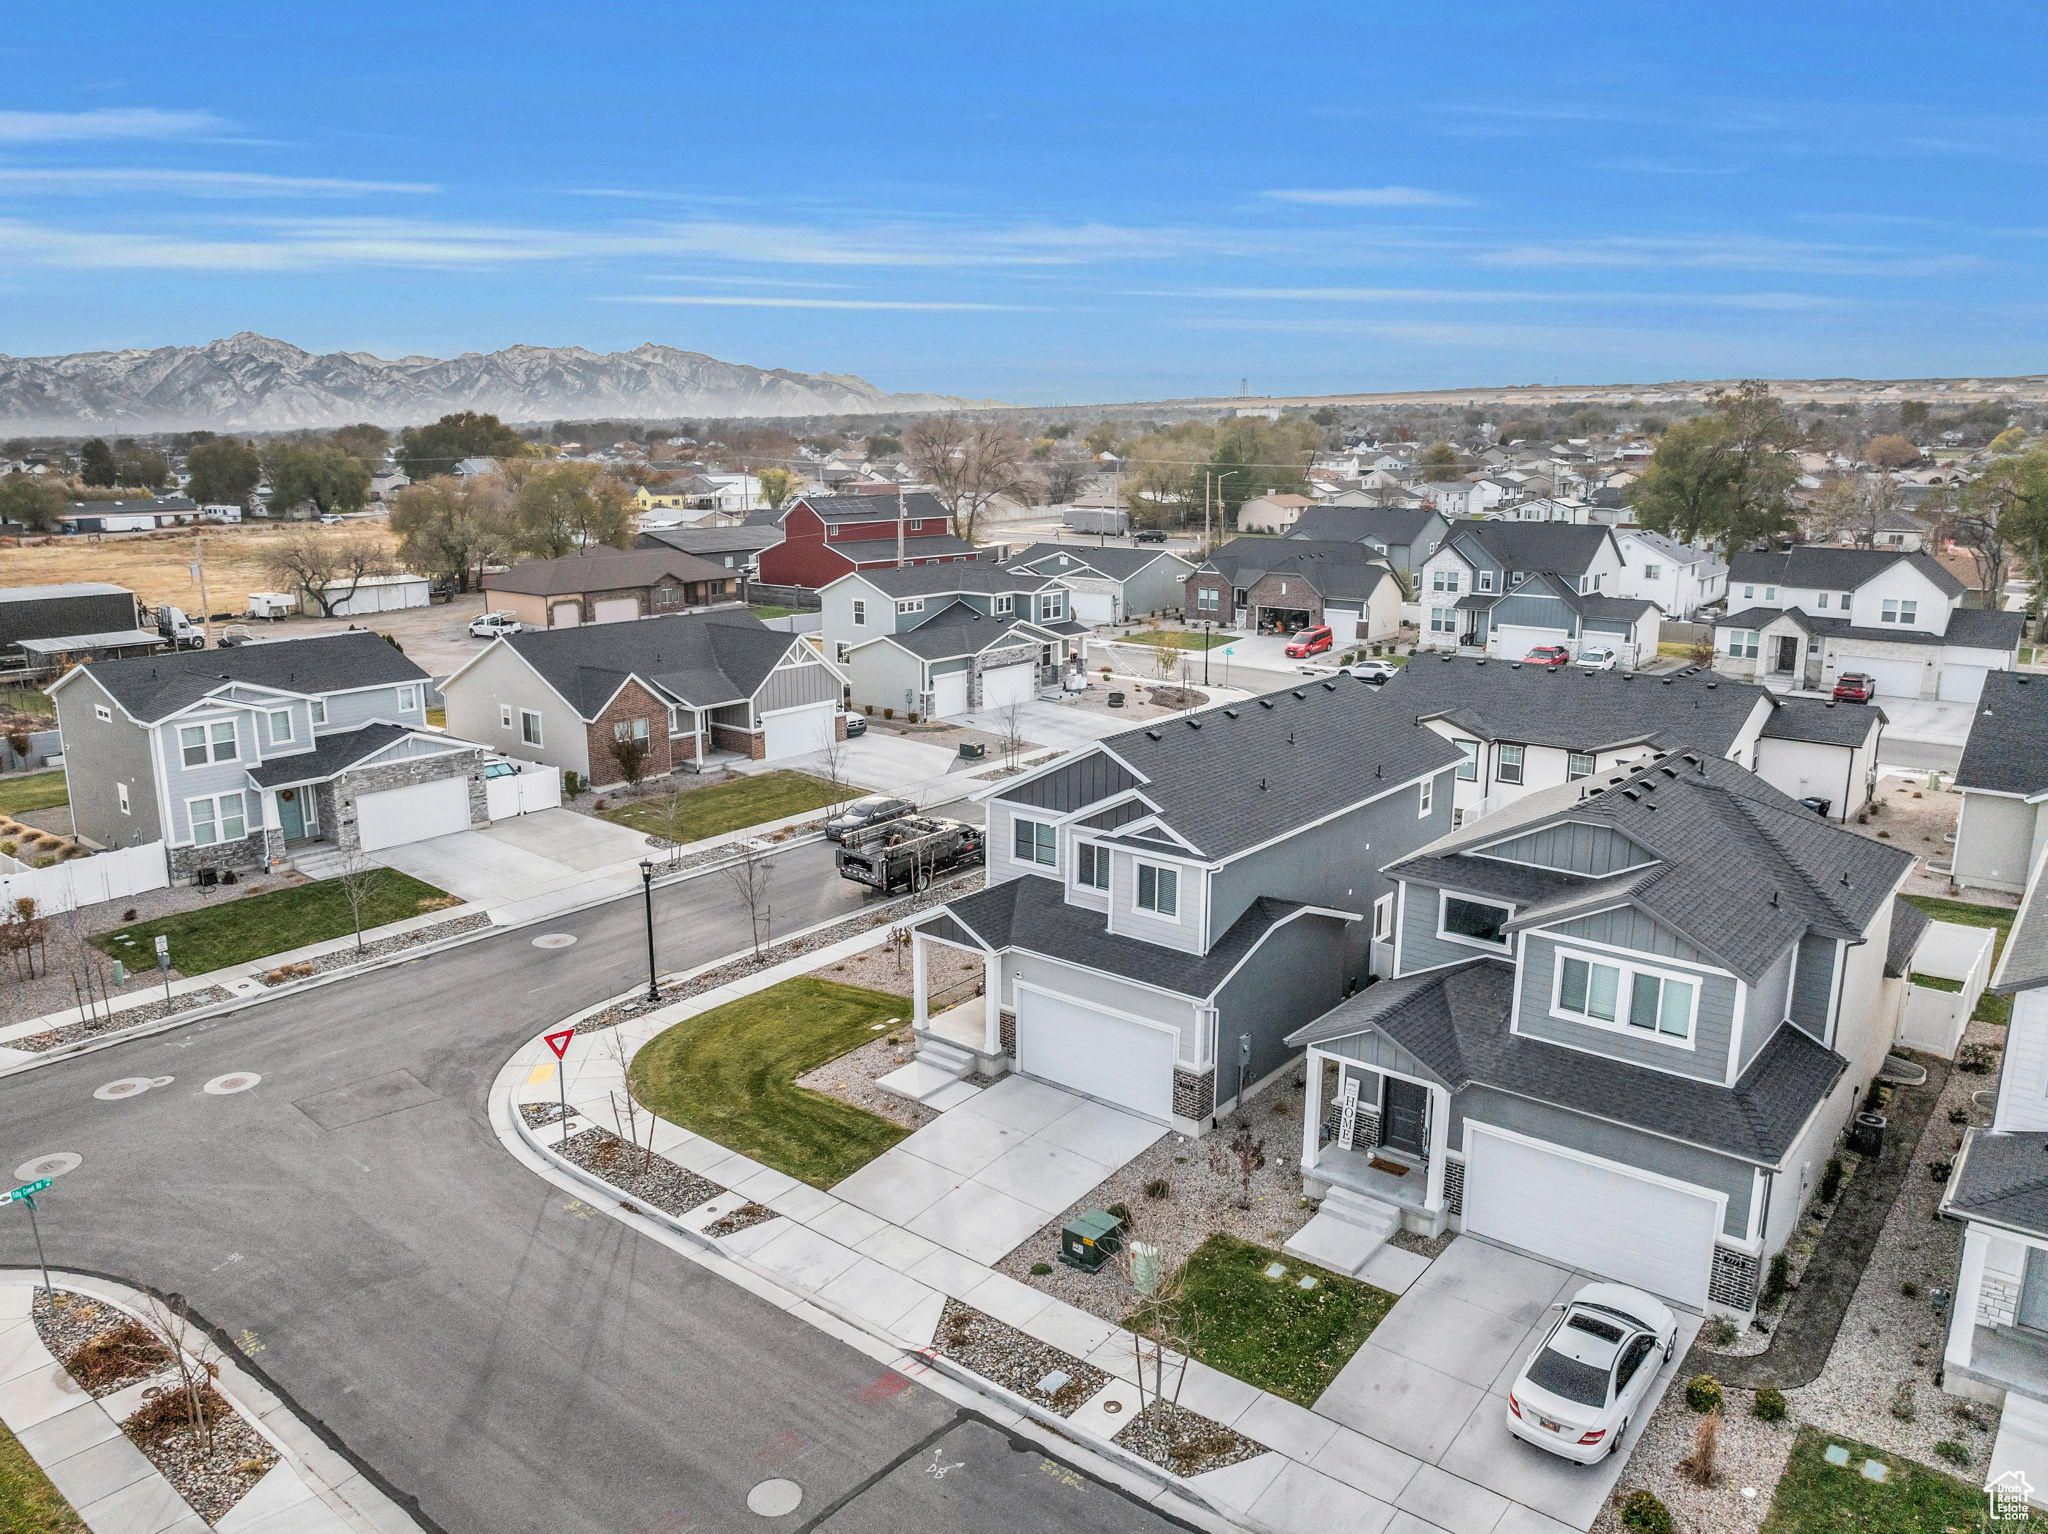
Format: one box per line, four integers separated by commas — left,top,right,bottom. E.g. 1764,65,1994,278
5,2,2046,404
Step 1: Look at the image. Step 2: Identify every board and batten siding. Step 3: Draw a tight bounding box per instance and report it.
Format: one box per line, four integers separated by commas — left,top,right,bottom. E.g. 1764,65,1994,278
1491,591,1576,632
756,653,841,714
1995,990,2048,1132
1789,934,1836,1041
1515,929,1738,1085
1545,907,1721,967
1479,822,1652,877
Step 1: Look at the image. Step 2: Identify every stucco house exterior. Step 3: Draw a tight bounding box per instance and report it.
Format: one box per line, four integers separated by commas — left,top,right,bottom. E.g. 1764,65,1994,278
1003,543,1195,625
1951,671,2048,895
1712,546,2022,702
483,547,741,629
439,608,844,784
1184,539,1403,641
50,631,487,878
1236,493,1315,534
1615,528,1728,620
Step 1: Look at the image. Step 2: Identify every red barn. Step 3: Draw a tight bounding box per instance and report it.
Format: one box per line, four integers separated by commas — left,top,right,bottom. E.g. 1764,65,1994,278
752,491,985,589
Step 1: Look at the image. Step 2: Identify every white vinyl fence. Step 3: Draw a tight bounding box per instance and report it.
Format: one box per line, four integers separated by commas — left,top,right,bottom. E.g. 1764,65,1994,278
485,761,562,820
0,840,169,917
1898,920,1997,1058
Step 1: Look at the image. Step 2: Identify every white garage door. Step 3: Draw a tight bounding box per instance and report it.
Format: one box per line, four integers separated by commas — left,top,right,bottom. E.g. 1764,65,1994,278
1462,1124,1722,1308
1850,656,1925,698
980,661,1038,710
550,602,581,628
760,702,836,761
1493,624,1566,660
354,776,472,852
593,597,640,624
930,669,970,719
1940,663,1992,703
1015,988,1175,1120
1069,590,1117,625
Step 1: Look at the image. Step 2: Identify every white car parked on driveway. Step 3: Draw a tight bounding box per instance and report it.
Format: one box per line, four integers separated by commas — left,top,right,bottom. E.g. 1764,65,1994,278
1506,1283,1677,1463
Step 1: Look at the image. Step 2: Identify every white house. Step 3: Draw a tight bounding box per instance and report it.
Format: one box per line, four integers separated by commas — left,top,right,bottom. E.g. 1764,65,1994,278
1615,529,1728,620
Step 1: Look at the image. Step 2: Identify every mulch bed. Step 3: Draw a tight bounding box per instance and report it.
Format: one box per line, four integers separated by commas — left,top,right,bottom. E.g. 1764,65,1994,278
255,912,491,985
11,986,236,1051
1113,1399,1267,1477
706,1202,779,1238
33,1291,171,1398
123,1384,278,1526
933,1299,1107,1416
553,1126,723,1217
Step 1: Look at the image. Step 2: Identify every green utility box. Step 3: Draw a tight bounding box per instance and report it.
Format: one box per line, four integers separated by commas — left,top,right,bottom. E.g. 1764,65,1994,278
958,741,987,760
1057,1208,1124,1272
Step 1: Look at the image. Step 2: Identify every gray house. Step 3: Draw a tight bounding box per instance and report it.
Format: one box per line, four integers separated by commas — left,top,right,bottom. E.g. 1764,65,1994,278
903,680,1463,1130
1951,671,2048,895
1284,752,1911,1314
1415,520,1660,666
1288,505,1450,580
50,631,486,878
1184,539,1404,641
1002,542,1195,625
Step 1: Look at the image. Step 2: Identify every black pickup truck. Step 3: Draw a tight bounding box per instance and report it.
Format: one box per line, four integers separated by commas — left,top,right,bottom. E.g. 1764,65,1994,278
835,815,984,894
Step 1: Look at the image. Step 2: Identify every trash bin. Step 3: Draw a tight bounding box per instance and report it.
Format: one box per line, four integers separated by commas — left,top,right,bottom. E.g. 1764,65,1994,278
1848,1111,1887,1157
1057,1209,1124,1272
1107,691,1126,708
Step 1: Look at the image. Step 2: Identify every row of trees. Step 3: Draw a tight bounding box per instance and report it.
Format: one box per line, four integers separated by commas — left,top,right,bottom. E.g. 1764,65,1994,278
386,459,635,592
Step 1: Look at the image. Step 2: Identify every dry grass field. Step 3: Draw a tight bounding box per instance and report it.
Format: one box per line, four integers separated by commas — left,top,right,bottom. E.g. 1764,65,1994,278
0,522,398,615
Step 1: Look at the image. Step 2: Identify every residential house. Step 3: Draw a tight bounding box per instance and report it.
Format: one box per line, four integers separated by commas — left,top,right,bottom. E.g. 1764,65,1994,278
632,482,696,514
1414,481,1502,519
50,631,484,877
1285,505,1449,582
1416,521,1660,666
1184,539,1403,641
822,564,1084,721
440,609,844,784
1951,671,2048,895
1615,528,1728,620
750,491,983,589
1003,543,1195,625
1236,493,1316,534
1286,752,1912,1313
1491,496,1592,525
634,524,785,574
1713,546,2022,702
1385,655,1883,825
482,548,740,630
904,680,1463,1128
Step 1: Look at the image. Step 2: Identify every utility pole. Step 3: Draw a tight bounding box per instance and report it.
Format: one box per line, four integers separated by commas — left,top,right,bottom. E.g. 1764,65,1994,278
192,531,213,645
896,484,906,568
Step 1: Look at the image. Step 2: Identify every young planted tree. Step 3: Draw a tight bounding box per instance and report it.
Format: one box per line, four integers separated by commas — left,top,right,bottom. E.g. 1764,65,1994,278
991,697,1029,773
1208,1122,1266,1209
724,837,775,961
331,852,386,955
609,733,650,788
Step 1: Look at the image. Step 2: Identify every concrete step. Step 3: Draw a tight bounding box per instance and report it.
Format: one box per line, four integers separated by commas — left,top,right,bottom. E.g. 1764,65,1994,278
1318,1186,1402,1237
875,1061,984,1107
290,846,356,880
913,1036,976,1076
1284,1189,1401,1278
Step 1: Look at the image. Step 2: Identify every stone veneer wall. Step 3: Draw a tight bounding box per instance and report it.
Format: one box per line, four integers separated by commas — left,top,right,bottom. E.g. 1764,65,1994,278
1442,1154,1465,1219
329,750,489,853
1979,1275,2020,1329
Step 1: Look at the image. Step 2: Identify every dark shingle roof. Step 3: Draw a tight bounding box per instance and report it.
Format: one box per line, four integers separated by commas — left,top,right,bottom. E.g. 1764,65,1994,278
1956,671,2048,795
1007,543,1191,582
246,722,434,787
868,603,1049,661
778,490,952,525
1711,605,2022,653
1385,655,1768,756
1995,846,2048,995
1760,694,1887,747
1285,958,1845,1164
847,534,986,564
934,874,1339,997
76,630,427,722
1944,1131,2048,1237
1443,519,1613,577
1885,897,1931,979
497,608,796,716
486,547,732,596
634,526,783,559
847,563,1052,597
1287,505,1444,547
1194,539,1397,607
1729,546,1966,598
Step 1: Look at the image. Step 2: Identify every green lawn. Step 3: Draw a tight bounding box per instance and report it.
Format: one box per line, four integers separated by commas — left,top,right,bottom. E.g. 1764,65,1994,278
628,977,910,1187
0,770,67,815
750,604,799,620
91,870,455,975
1119,629,1234,650
1759,1426,2044,1534
1125,1235,1397,1405
1904,893,2016,1024
598,770,847,841
0,1418,84,1534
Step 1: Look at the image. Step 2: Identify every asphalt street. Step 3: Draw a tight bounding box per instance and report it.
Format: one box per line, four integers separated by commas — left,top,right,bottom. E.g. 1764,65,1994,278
0,820,1194,1534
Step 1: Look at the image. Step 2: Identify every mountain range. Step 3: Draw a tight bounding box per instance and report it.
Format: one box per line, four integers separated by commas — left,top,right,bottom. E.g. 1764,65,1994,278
0,333,993,433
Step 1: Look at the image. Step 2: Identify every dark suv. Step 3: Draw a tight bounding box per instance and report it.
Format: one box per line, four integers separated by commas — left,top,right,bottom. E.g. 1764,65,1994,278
824,795,913,843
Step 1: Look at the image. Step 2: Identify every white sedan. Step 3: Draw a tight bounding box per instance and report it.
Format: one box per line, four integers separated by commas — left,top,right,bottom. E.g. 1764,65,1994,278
1340,659,1400,685
469,611,524,639
1506,1283,1677,1463
1578,646,1619,671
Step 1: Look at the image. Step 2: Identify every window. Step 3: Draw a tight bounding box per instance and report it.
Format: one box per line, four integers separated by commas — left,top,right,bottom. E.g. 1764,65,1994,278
1765,585,1778,602
1012,817,1056,866
500,704,514,729
1816,591,1830,609
654,585,678,608
995,595,1014,615
1419,777,1434,817
1554,950,1696,1041
179,721,237,767
1727,629,1759,659
1042,594,1065,621
1197,587,1219,611
1430,607,1459,634
1076,841,1110,890
1372,893,1394,943
396,684,421,712
852,599,867,626
267,709,293,744
898,598,925,616
310,699,327,726
1496,742,1526,785
519,709,543,747
1440,894,1512,948
117,782,130,815
1642,564,1662,580
95,704,112,722
1476,570,1496,593
835,641,852,663
1566,751,1596,780
1136,863,1179,917
1742,584,1755,600
1455,739,1479,781
1232,587,1248,609
1430,568,1461,593
1882,599,1917,624
188,791,246,847
614,717,651,743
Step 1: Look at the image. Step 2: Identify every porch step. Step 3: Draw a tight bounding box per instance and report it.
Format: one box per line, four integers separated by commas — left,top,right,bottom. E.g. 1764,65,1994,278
913,1036,977,1076
1284,1189,1401,1278
875,1060,984,1108
1989,1390,2048,1510
290,845,357,880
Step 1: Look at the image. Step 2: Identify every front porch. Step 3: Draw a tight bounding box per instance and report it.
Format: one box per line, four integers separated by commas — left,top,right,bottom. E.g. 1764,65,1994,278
1300,1046,1455,1237
873,923,1009,1109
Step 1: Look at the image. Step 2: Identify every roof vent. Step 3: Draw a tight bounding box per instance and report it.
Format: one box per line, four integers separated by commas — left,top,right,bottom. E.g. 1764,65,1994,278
1824,700,1837,708
1622,788,1641,800
1770,891,1781,907
1661,677,1672,685
1288,730,1297,745
1322,681,1337,692
1258,776,1268,791
2021,675,2033,685
1186,718,1201,730
1290,689,1308,701
1375,764,1383,777
1440,653,1453,662
1705,681,1717,689
1223,708,1240,719
1258,698,1275,709
1145,729,1162,740
1840,873,1852,887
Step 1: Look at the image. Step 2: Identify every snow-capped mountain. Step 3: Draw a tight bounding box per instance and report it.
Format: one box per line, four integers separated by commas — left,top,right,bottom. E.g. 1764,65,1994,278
0,333,992,432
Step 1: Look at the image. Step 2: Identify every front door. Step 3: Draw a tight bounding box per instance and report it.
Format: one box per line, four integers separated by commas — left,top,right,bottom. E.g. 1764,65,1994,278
2019,1247,2048,1332
276,788,307,841
1775,635,1799,673
1382,1078,1430,1158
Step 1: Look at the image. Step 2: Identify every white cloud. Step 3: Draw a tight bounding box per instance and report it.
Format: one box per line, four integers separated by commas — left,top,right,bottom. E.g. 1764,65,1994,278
1132,285,1845,310
1257,186,1473,208
0,167,437,196
0,108,227,143
1475,234,1984,277
602,295,1038,311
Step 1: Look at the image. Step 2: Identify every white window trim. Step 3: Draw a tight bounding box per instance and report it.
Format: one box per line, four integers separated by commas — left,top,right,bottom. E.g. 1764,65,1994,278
1134,860,1182,921
309,698,327,726
519,709,544,748
995,595,1014,615
117,782,130,815
185,790,247,847
852,599,867,626
1548,945,1700,1049
396,684,422,712
1566,751,1596,780
1436,888,1514,951
267,709,294,744
1372,892,1394,943
1419,777,1434,818
1496,742,1526,785
1012,815,1057,868
1072,837,1111,893
1454,739,1479,781
500,704,514,729
898,598,925,615
95,704,112,722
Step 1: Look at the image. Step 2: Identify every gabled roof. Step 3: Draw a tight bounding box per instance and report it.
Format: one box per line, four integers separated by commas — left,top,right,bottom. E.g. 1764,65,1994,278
1006,543,1192,582
841,562,1052,598
491,608,802,717
1885,897,1931,980
772,490,952,525
1943,1130,2048,1237
1287,504,1444,547
1955,671,2048,796
1728,546,1966,598
1760,694,1886,747
62,630,427,722
1995,844,2048,996
860,602,1054,661
1193,538,1397,607
633,526,783,558
485,547,732,596
1619,528,1721,568
1284,958,1845,1165
1441,518,1614,577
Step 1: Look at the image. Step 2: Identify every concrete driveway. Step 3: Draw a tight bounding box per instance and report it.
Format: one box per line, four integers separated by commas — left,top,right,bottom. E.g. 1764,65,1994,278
956,699,1134,751
1306,1238,1702,1531
373,808,653,922
769,733,960,797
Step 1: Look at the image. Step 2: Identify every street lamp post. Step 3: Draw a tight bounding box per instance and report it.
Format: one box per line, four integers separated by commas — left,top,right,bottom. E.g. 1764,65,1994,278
638,858,660,1003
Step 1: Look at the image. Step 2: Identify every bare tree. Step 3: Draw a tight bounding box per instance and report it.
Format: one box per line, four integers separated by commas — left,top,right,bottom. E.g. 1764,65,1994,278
133,1299,225,1460
332,851,385,954
813,730,857,805
723,838,775,961
1208,1122,1266,1209
0,895,48,979
1034,444,1095,507
260,527,394,617
991,698,1029,773
904,416,1033,544
1116,1215,1193,1421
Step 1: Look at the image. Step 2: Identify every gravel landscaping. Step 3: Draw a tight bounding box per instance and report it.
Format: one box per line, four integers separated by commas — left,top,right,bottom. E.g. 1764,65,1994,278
1112,1400,1267,1478
1851,774,2001,903
807,934,980,999
1697,1149,1868,1360
794,1033,935,1132
553,1126,723,1218
251,911,490,985
10,986,235,1051
933,1299,1108,1416
519,1101,573,1129
32,1292,171,1398
123,1385,277,1527
705,1202,778,1238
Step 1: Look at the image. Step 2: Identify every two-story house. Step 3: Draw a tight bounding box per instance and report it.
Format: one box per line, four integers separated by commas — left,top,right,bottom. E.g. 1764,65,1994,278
750,491,983,589
440,608,845,782
1183,539,1403,641
1236,493,1316,535
1283,752,1912,1313
1385,655,1884,824
1416,521,1659,666
902,681,1463,1130
822,564,1085,721
1713,546,2022,701
1414,481,1503,519
1284,505,1449,583
50,631,487,878
1614,528,1727,620
1951,671,2048,895
1003,543,1196,626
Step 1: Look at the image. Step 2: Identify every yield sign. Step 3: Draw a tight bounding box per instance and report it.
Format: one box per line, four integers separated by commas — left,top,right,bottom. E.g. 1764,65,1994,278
544,1029,575,1060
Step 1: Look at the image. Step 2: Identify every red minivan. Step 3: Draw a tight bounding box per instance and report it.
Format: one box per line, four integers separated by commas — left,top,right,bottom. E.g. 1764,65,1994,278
1285,625,1334,659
